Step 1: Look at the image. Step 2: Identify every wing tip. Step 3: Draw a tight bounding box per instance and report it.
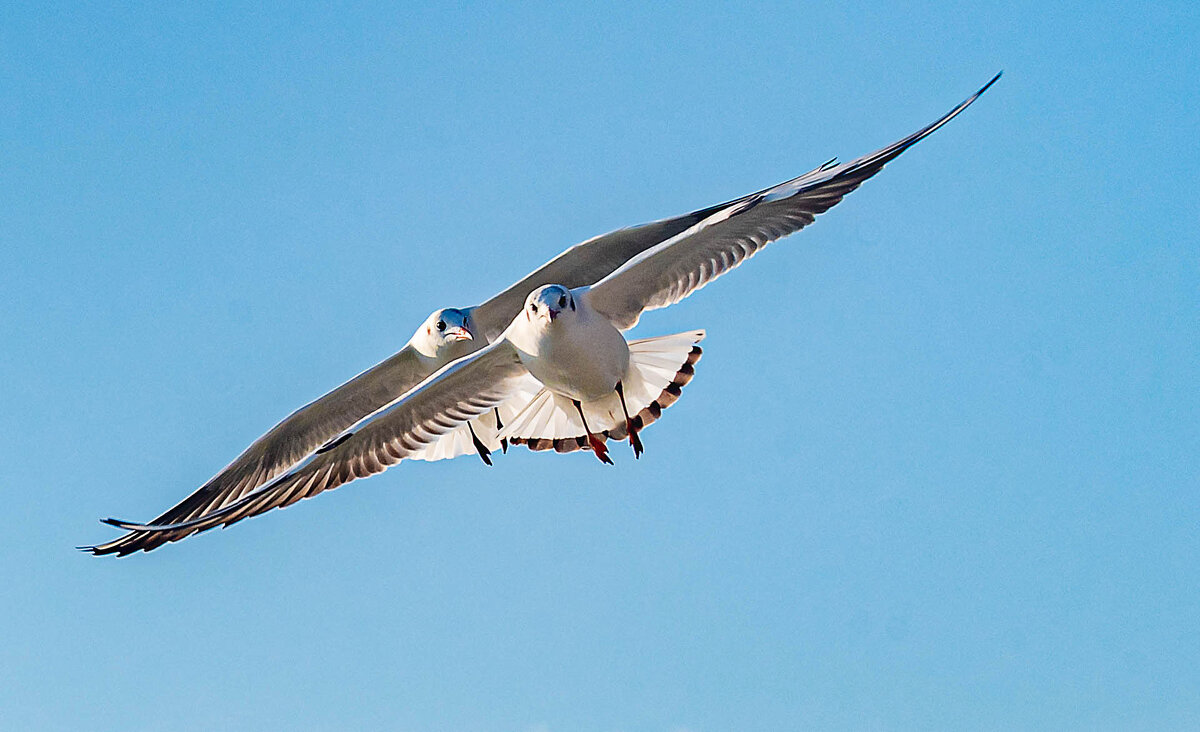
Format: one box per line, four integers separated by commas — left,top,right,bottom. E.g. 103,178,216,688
76,540,133,557
979,70,1003,97
101,517,146,531
845,70,1003,174
925,70,1003,138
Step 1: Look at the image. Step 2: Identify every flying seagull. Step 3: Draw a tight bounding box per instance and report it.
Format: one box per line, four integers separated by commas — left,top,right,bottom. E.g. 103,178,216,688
85,133,830,558
83,72,1000,555
90,193,798,546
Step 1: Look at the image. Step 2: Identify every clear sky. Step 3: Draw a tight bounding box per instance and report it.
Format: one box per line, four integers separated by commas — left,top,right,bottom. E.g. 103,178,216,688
2,2,1198,730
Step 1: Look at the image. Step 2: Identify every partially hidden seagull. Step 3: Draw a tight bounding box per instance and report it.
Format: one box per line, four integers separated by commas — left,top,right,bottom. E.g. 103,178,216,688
83,72,1000,555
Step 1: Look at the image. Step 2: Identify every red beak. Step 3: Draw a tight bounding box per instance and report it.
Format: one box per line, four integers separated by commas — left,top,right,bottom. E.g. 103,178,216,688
444,326,473,342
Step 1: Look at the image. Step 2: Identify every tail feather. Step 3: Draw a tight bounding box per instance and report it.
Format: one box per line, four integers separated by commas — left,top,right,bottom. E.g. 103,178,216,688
605,344,700,441
502,330,705,454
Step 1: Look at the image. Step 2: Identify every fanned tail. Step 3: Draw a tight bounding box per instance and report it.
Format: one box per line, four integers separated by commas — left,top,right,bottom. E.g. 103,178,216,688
501,330,704,454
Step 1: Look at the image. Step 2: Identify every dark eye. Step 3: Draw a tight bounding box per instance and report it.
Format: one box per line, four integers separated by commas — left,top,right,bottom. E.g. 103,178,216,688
530,303,537,312
558,296,566,308
436,321,446,331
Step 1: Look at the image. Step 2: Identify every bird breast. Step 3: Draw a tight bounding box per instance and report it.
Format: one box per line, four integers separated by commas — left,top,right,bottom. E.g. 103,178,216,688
518,310,630,403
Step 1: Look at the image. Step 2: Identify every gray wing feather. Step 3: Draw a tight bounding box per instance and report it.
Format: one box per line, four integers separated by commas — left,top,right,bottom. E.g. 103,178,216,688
84,342,527,554
82,346,484,555
585,73,1000,330
467,162,848,342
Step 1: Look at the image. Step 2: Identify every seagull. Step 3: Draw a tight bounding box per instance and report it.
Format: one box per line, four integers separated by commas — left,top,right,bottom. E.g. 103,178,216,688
88,194,765,548
84,138,831,557
82,73,1000,555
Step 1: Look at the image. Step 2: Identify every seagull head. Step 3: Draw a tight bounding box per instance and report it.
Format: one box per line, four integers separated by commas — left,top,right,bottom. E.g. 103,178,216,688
524,285,576,327
412,307,477,359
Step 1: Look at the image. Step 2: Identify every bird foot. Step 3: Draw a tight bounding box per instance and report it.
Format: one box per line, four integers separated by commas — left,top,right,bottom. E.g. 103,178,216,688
627,419,644,459
469,424,493,466
588,434,613,465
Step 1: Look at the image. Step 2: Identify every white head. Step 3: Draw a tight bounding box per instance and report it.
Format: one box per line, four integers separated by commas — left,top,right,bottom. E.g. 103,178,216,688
411,307,476,359
524,284,577,328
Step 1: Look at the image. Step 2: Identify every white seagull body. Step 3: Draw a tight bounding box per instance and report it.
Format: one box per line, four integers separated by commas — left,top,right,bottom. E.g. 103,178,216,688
512,290,631,403
84,73,1000,555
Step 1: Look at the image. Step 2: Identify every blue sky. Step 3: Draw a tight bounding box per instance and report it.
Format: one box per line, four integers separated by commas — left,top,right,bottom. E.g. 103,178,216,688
2,2,1198,730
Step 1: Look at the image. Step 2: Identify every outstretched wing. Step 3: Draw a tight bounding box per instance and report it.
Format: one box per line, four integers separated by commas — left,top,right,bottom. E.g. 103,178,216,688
585,73,1000,330
89,347,435,555
467,161,852,342
83,342,528,555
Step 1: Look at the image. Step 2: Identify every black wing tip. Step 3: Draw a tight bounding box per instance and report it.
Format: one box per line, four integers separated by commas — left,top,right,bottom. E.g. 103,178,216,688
79,519,141,556
975,70,1003,99
798,71,1003,191
868,70,1003,165
76,542,131,557
101,517,141,530
933,70,1003,131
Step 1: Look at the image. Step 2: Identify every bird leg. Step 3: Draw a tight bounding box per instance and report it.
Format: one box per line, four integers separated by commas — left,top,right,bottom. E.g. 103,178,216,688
572,399,612,465
494,407,507,453
614,381,643,459
467,422,493,466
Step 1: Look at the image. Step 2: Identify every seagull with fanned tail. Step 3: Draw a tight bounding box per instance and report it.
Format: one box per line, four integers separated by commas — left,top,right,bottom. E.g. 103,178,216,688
83,72,1000,555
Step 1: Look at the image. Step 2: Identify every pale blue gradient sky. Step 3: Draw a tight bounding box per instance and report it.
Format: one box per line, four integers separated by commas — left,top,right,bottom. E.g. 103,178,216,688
2,3,1198,730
